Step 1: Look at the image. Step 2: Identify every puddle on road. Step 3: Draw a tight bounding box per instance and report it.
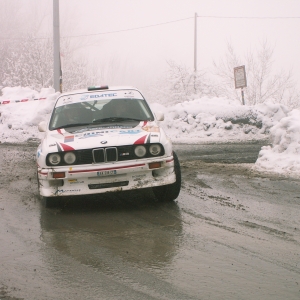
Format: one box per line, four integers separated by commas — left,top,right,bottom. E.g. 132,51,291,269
1,144,300,300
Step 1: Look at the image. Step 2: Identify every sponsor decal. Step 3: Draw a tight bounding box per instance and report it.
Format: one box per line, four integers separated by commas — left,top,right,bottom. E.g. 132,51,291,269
142,125,160,133
57,129,64,135
57,189,81,193
119,129,141,135
64,135,74,143
134,135,148,144
90,93,117,98
49,143,56,147
57,142,75,151
61,97,72,104
124,91,135,98
119,152,130,156
79,131,104,139
92,125,131,129
68,179,84,185
80,95,89,101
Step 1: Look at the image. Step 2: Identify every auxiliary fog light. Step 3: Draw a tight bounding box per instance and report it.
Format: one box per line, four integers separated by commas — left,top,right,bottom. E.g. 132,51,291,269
53,172,65,179
149,162,161,169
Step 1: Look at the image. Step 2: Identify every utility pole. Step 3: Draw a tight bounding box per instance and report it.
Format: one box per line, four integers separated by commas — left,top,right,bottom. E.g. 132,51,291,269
53,0,62,92
194,12,197,72
194,13,198,93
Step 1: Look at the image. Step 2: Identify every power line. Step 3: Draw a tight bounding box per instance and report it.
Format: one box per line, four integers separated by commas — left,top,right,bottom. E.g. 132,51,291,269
64,16,194,38
198,15,300,19
1,14,300,40
59,15,300,39
0,17,194,40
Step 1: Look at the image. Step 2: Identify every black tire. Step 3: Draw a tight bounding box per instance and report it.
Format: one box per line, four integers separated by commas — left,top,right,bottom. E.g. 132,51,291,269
152,151,181,202
42,196,60,208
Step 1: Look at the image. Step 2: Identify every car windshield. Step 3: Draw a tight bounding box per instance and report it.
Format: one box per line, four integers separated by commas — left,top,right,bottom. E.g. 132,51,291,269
49,97,154,131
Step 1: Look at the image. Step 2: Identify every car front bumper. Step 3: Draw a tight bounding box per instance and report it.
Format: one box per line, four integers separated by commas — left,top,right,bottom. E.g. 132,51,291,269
37,156,175,197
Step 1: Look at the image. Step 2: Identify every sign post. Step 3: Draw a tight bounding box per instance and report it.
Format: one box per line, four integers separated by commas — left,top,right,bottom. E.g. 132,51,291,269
234,65,247,105
53,0,62,93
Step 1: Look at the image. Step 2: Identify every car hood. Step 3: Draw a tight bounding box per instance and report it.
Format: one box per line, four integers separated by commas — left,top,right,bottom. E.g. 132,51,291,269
43,121,162,152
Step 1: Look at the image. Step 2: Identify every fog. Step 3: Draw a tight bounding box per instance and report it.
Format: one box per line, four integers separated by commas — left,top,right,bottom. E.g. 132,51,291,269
2,0,300,92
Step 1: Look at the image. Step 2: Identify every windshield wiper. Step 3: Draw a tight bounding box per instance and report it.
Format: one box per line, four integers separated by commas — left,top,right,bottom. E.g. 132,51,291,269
52,122,91,130
93,117,141,123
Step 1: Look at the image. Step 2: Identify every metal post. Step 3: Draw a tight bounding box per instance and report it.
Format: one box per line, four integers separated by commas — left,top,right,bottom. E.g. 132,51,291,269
53,0,61,92
194,13,198,93
194,12,197,72
241,88,245,105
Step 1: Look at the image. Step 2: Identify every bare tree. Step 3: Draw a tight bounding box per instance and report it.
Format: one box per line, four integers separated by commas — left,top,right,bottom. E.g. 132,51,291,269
213,40,299,106
0,0,108,92
2,36,53,90
152,60,219,105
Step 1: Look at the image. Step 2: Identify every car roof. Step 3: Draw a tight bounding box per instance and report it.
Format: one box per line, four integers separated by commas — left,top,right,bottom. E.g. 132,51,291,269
59,86,139,97
54,86,145,108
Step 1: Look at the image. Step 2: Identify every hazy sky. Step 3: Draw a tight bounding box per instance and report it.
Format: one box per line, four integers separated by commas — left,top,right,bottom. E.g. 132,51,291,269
59,0,300,88
12,0,300,90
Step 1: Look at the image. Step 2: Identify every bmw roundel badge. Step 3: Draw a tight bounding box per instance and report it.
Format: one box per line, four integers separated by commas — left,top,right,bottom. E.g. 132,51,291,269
101,140,107,144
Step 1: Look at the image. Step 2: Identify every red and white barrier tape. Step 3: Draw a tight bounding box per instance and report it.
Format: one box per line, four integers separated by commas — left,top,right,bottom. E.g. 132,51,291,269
0,98,47,105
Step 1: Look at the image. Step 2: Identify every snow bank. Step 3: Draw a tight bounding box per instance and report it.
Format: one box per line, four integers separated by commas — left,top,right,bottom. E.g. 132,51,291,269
1,86,300,178
0,87,58,143
151,97,289,144
253,108,300,177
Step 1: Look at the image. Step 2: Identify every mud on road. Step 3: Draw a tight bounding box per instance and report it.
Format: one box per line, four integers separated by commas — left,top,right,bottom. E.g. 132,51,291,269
0,142,300,300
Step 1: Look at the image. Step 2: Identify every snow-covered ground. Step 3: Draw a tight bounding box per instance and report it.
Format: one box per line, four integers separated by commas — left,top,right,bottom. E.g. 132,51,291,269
0,86,299,178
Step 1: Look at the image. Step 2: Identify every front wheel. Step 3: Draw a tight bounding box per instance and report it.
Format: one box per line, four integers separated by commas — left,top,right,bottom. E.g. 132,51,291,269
41,196,60,208
152,151,181,202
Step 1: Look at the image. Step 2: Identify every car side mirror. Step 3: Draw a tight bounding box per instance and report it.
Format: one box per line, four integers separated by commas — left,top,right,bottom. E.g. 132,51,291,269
155,111,164,121
38,121,47,132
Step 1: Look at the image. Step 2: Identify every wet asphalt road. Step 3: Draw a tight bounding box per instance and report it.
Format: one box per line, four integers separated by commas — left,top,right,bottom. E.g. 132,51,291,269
173,140,268,163
0,141,300,300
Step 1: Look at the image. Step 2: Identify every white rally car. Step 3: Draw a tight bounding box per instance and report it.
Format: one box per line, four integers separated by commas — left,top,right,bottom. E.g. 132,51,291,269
37,86,181,207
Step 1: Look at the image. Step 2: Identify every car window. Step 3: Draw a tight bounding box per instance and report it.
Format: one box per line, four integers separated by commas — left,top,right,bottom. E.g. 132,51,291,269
49,97,154,130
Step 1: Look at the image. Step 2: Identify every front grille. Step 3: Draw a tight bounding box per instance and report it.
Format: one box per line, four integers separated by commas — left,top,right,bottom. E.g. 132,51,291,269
93,148,105,163
88,181,129,189
106,147,118,161
77,149,93,164
93,147,118,163
46,144,165,166
78,145,136,164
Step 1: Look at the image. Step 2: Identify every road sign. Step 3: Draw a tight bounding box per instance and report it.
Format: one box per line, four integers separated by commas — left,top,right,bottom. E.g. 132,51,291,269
234,65,247,89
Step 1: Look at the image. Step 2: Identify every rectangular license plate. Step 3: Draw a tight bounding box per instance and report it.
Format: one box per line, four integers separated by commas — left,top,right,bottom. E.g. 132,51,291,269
97,170,117,176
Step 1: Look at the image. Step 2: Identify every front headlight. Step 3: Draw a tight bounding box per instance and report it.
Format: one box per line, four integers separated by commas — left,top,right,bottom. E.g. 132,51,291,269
48,153,61,165
149,144,162,156
134,145,147,158
64,152,76,164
